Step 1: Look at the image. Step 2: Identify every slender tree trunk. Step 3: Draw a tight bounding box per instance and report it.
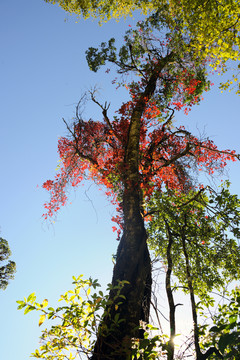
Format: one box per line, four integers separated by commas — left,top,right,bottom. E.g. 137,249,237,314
181,217,224,360
165,221,176,360
181,219,202,360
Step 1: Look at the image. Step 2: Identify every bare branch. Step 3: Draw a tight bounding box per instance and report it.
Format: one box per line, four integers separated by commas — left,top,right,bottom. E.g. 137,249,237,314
162,107,175,130
62,118,99,168
89,90,123,143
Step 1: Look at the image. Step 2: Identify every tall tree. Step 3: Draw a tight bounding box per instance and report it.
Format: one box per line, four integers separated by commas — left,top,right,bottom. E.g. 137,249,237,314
0,237,16,290
42,14,238,359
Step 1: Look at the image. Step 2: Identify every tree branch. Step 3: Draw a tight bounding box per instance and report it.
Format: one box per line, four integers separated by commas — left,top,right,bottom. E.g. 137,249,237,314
159,142,193,169
63,118,100,168
198,143,240,160
90,90,123,143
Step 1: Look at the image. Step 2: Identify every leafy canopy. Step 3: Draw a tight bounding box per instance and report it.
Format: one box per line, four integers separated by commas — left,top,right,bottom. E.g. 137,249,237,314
147,182,240,302
44,0,155,21
0,237,16,290
44,0,240,91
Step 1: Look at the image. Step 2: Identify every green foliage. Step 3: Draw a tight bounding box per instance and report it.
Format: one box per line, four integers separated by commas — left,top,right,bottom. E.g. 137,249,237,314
85,7,174,72
147,182,240,302
44,0,155,21
131,325,169,360
86,10,204,73
17,276,131,359
200,287,240,359
146,182,240,358
18,274,175,359
86,38,117,72
45,0,240,91
86,11,210,116
18,274,240,359
0,237,16,290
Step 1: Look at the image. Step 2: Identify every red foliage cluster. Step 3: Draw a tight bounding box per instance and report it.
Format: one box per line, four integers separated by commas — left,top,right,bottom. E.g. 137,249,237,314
42,88,236,223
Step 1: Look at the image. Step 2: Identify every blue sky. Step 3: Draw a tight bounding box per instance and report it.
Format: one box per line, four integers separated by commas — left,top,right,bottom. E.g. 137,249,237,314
0,1,239,359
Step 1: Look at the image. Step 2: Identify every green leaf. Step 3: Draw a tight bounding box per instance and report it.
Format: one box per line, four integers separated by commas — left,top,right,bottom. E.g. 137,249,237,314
24,306,31,315
42,299,48,308
39,314,46,327
17,302,26,310
47,307,54,312
27,293,36,302
229,314,237,324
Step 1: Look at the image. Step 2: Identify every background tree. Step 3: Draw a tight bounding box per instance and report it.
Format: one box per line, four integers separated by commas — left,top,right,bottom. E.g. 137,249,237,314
147,183,240,359
0,237,16,290
42,14,238,359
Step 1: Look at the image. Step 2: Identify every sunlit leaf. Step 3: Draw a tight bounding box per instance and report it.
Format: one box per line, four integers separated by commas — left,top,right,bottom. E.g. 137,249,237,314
39,314,46,327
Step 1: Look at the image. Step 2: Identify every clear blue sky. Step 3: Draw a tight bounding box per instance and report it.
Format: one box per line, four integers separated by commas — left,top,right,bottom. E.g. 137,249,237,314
0,1,239,359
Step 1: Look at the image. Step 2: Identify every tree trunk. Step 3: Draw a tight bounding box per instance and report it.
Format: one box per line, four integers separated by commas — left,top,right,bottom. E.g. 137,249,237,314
181,219,202,360
181,217,224,360
91,189,152,359
165,221,176,360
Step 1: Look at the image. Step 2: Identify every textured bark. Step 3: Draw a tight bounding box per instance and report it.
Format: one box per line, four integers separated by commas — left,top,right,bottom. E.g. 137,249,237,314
92,225,151,359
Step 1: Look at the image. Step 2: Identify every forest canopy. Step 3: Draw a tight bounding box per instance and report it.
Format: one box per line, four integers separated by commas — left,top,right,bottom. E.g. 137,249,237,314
44,0,240,92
